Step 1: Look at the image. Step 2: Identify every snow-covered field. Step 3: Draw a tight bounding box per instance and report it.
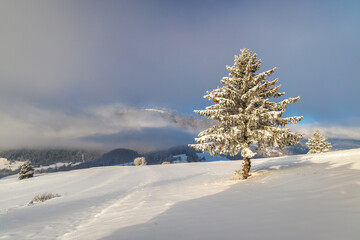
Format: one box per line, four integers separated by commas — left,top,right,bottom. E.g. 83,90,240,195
1,149,359,240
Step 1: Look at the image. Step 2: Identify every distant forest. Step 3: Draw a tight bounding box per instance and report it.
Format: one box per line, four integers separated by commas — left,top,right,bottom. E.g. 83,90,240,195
0,149,104,167
0,146,201,178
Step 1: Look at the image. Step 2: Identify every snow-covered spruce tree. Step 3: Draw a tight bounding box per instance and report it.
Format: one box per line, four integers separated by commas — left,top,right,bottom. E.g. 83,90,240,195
18,160,34,180
307,130,332,154
189,49,303,179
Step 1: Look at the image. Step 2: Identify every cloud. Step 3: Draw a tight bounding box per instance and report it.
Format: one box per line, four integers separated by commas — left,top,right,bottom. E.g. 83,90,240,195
1,0,359,121
0,1,359,151
0,104,211,150
81,127,196,153
0,102,359,151
85,105,213,133
290,119,360,140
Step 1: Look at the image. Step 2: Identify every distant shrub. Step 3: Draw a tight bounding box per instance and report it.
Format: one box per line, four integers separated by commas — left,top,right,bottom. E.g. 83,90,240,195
161,161,171,165
18,160,34,180
134,157,147,166
28,192,61,205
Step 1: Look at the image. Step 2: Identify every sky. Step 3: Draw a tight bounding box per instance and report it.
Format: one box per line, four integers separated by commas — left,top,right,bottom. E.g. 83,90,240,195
0,0,359,151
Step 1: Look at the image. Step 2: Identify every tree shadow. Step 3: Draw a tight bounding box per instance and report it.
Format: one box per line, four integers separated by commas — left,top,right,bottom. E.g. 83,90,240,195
253,155,313,172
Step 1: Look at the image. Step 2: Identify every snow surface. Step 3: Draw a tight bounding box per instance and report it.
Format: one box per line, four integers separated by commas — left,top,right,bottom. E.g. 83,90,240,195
172,154,187,163
0,159,83,172
197,152,224,162
1,149,360,240
35,162,80,171
0,158,24,171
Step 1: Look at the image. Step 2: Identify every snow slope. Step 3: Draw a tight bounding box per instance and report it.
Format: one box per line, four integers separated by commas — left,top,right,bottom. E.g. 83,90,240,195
1,149,359,240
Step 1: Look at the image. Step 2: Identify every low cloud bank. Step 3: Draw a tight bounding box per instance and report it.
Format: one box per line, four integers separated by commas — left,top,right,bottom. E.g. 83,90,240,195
291,118,360,140
82,127,196,152
0,105,211,151
0,104,358,151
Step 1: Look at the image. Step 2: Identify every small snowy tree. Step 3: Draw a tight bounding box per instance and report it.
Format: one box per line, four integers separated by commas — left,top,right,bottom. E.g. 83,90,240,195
18,160,34,180
189,49,303,179
307,130,332,154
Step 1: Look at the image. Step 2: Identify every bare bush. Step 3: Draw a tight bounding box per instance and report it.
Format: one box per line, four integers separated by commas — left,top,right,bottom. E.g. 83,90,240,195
28,192,61,205
134,157,147,166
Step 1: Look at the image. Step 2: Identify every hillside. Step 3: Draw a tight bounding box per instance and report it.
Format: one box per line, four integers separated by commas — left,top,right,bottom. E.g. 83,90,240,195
1,138,359,178
0,146,203,178
1,149,359,240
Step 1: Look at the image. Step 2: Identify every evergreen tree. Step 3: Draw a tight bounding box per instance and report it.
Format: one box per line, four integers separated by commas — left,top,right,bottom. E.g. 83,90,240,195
18,160,34,180
189,49,303,179
307,130,332,153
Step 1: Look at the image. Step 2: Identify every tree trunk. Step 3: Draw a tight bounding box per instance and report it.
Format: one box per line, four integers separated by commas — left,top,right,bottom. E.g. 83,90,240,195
242,157,251,179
